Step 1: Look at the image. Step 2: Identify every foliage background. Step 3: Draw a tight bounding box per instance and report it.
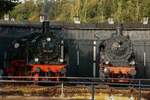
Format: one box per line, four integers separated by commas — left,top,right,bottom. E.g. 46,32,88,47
2,0,150,23
0,0,19,18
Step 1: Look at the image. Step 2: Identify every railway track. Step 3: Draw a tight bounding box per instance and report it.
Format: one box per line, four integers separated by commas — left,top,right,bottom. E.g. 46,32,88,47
0,83,150,100
0,77,150,99
0,82,150,94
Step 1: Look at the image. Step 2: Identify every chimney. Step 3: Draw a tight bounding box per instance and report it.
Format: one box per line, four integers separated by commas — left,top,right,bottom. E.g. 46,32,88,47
42,0,49,34
116,24,123,36
42,21,49,34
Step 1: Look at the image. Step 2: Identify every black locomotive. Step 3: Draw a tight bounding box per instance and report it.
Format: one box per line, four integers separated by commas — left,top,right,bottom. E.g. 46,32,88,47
5,21,66,79
99,26,136,82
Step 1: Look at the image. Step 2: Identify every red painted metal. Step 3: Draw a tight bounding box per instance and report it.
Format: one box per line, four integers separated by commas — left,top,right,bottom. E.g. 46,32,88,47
30,64,66,73
107,66,135,74
5,59,66,80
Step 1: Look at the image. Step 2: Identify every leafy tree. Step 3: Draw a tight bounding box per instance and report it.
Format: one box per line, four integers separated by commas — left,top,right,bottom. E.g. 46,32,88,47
0,0,19,18
10,0,42,22
9,0,150,23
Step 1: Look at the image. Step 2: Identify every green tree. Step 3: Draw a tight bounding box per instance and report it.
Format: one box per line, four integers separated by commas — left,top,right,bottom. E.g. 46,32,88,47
0,0,19,18
10,0,42,22
9,0,150,23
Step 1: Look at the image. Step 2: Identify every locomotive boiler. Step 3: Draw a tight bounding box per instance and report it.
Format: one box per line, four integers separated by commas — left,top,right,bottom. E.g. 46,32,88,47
99,26,136,82
5,21,66,79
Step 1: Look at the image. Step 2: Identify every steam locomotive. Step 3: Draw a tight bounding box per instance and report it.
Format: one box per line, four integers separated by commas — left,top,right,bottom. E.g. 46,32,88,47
5,21,66,79
99,26,136,82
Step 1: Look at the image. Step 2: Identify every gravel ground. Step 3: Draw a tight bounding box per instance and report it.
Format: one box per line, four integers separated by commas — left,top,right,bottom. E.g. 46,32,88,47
0,96,88,100
0,85,148,100
0,95,146,100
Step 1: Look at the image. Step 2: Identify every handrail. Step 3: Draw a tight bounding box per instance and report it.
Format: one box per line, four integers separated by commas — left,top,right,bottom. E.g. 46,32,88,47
1,76,150,81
